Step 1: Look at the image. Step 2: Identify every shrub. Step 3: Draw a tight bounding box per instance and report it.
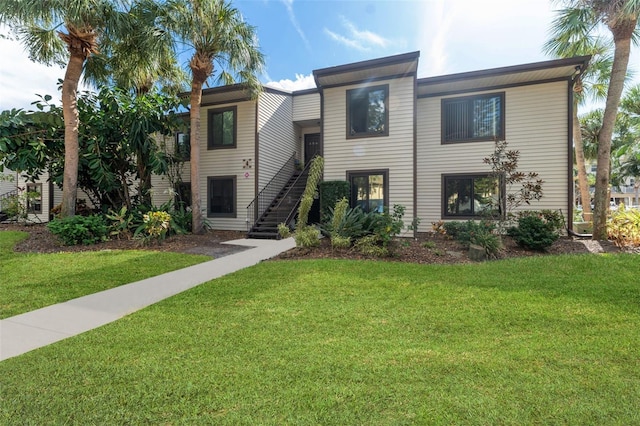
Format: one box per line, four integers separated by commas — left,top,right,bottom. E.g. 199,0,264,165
294,226,321,248
297,156,324,229
373,204,405,247
169,206,192,235
277,223,291,239
331,235,351,249
507,215,559,251
48,214,109,246
106,206,134,239
518,209,565,233
319,180,349,223
354,234,388,257
456,220,496,248
470,229,503,258
135,211,172,244
607,204,640,247
442,221,464,239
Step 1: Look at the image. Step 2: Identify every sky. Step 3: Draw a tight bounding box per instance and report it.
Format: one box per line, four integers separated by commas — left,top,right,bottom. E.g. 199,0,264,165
1,0,638,110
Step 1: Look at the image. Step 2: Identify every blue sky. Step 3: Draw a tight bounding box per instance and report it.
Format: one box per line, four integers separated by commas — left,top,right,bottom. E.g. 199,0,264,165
1,0,638,109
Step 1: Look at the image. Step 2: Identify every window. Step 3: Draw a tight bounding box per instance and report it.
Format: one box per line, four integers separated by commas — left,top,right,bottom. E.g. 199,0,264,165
175,131,190,161
207,176,236,218
174,182,191,209
442,174,502,218
442,93,504,143
347,170,388,213
208,107,237,149
347,85,388,138
26,183,42,214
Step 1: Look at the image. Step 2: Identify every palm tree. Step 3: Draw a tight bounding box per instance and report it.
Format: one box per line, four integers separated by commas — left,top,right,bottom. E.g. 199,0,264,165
544,6,613,222
556,0,640,239
161,0,265,233
0,0,135,217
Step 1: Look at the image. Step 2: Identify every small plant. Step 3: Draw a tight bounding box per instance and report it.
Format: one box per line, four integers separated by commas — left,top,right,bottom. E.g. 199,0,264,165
136,211,172,244
277,223,291,239
331,235,351,249
373,204,405,248
470,229,503,258
607,204,640,247
518,210,565,233
48,214,109,246
432,248,445,256
355,234,388,257
442,221,464,239
431,220,446,235
422,241,437,249
106,206,134,239
294,226,321,248
507,215,559,251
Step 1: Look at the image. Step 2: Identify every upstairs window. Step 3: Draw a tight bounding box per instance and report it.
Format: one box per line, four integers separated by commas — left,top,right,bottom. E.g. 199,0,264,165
442,93,504,143
208,106,237,149
347,85,389,138
442,174,502,218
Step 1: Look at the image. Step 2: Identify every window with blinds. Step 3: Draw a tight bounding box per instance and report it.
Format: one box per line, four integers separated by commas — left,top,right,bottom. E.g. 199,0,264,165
441,93,504,143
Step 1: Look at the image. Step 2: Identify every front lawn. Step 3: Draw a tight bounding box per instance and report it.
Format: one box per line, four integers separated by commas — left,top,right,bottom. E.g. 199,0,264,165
1,255,639,424
0,231,210,318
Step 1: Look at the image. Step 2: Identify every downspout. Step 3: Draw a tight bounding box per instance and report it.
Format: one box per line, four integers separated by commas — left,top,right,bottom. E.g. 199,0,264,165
254,99,260,228
567,73,576,233
412,75,418,238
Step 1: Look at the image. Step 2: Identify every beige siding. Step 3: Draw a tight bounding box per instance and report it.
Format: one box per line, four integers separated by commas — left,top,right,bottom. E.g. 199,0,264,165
293,92,320,122
323,77,416,231
257,91,297,191
416,80,570,231
200,101,256,231
0,170,17,195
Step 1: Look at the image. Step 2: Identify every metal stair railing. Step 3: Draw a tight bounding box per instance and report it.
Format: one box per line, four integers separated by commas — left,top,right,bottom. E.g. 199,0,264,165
266,160,311,227
246,153,297,231
0,188,19,210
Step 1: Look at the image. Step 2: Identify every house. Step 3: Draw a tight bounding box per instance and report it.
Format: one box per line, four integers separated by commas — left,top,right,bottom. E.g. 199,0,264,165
154,51,588,236
2,51,590,235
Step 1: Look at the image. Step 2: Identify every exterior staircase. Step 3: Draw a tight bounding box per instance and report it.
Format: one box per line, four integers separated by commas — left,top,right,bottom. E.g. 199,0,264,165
0,189,18,222
247,168,308,239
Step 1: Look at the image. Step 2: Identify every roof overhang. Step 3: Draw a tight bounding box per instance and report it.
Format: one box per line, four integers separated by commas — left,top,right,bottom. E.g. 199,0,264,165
313,51,420,88
417,55,591,98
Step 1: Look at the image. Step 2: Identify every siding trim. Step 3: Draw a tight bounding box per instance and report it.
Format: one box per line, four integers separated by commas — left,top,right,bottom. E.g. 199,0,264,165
418,76,571,99
567,79,574,231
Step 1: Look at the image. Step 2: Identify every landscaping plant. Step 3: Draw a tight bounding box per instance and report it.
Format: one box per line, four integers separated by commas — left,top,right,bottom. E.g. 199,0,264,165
295,156,324,248
47,214,109,246
607,204,640,247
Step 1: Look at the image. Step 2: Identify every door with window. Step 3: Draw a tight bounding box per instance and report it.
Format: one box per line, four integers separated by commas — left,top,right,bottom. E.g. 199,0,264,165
304,133,321,165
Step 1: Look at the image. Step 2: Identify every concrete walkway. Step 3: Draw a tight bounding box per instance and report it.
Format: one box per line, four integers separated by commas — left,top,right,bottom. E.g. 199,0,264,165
0,237,296,361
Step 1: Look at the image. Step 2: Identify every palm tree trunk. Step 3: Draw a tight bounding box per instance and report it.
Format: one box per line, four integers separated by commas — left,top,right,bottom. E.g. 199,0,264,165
593,22,635,240
573,104,592,221
190,77,204,234
60,51,85,218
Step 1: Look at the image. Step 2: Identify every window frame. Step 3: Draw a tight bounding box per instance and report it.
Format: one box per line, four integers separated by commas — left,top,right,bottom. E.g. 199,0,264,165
207,106,237,150
346,84,389,139
441,173,504,219
346,169,389,213
441,92,505,144
175,131,190,161
26,183,42,214
207,176,237,218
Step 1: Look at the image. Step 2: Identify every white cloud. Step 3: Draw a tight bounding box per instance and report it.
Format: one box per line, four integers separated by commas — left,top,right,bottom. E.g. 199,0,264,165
265,73,316,92
281,0,311,51
0,34,65,110
324,16,392,52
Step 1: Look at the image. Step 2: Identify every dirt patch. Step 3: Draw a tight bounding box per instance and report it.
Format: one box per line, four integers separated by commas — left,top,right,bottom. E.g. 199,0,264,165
1,223,632,263
1,223,249,259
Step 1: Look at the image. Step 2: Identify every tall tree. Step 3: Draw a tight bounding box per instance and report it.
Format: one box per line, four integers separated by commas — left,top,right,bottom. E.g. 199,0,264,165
161,0,265,233
0,0,184,217
544,6,613,221
556,0,640,239
0,0,132,217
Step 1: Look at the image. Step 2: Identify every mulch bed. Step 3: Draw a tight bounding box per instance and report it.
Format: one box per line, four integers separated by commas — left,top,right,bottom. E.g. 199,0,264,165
1,222,630,264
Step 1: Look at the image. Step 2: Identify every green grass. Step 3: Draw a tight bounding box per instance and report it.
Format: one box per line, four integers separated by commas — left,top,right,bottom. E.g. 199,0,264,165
0,231,210,318
1,255,639,424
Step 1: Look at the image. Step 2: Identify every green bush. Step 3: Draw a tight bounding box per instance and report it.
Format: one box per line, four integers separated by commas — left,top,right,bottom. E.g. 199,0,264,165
456,220,496,248
48,214,109,246
331,235,351,249
607,204,640,247
277,223,291,239
294,226,321,248
354,234,388,257
518,210,565,232
442,221,464,239
319,180,350,223
507,215,559,251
